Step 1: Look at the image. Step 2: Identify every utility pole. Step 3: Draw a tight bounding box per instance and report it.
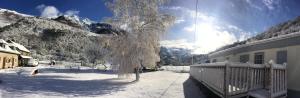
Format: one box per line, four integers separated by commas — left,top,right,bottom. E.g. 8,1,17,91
192,0,198,65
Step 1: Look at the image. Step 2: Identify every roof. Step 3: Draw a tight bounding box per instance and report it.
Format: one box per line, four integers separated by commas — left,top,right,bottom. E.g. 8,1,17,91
0,39,8,44
20,55,32,59
0,39,20,54
209,32,300,57
7,40,30,53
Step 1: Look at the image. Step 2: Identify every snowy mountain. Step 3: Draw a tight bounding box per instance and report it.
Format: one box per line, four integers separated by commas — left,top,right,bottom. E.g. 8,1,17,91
159,47,194,66
52,15,118,35
89,23,117,34
0,8,115,62
53,15,86,29
0,8,32,27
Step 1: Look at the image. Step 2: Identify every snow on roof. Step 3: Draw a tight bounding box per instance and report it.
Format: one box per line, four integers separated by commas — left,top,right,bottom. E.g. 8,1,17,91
0,39,8,44
7,40,30,53
20,55,32,59
0,39,20,54
210,31,300,56
0,46,20,54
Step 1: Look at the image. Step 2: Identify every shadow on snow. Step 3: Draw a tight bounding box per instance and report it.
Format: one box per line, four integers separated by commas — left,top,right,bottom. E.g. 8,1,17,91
0,70,133,97
38,68,116,74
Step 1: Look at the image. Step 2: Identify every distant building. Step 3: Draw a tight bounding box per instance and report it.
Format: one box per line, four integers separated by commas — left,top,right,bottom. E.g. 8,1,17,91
0,39,32,69
0,39,20,69
6,40,32,66
207,32,300,96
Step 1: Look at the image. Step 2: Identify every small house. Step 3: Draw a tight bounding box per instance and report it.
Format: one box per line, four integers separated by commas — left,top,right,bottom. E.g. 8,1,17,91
6,40,32,66
0,39,20,69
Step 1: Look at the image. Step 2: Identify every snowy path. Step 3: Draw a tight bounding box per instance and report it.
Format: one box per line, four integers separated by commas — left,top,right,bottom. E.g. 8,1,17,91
0,65,206,98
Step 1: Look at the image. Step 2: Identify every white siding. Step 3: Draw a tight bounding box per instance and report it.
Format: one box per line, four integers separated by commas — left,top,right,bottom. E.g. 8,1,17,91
209,45,300,91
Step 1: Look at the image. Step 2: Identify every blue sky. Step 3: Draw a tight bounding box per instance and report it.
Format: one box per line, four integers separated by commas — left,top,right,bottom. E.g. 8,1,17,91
1,0,300,54
0,0,112,21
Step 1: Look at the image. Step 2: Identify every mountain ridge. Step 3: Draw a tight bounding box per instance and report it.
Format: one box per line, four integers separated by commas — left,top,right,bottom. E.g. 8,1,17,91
0,8,110,62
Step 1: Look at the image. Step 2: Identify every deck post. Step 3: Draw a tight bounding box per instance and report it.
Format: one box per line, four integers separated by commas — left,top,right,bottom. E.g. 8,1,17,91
224,61,230,98
268,60,274,98
264,63,267,89
247,62,252,91
284,63,287,97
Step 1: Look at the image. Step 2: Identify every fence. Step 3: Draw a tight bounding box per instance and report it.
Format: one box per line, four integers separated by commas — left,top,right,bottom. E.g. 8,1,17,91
190,61,287,98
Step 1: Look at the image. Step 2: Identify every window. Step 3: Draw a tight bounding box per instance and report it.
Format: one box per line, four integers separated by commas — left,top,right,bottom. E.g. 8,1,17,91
0,43,4,47
205,60,210,63
277,50,287,64
6,58,10,63
226,57,230,60
9,46,16,50
240,54,249,63
212,59,217,63
254,52,264,64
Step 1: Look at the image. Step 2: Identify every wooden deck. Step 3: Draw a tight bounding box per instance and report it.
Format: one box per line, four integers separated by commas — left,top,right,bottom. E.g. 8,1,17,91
190,61,287,98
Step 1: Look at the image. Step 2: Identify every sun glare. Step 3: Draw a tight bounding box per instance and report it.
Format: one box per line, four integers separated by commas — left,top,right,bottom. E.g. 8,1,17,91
192,22,237,54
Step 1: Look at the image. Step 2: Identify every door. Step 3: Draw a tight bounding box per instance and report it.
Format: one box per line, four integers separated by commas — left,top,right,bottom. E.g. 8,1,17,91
12,58,14,68
2,57,6,69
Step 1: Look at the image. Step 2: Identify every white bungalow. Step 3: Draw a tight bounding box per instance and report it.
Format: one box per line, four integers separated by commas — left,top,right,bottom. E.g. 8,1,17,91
207,32,300,97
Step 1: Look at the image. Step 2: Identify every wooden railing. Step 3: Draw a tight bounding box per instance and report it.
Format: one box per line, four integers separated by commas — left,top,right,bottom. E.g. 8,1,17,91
190,61,287,98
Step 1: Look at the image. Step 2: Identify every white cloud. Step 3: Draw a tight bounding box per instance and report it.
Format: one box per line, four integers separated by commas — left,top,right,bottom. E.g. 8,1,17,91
163,22,240,54
36,4,46,10
162,6,252,54
160,39,193,49
65,10,79,16
160,6,183,11
187,10,216,22
238,32,252,41
263,0,275,10
184,23,237,54
36,4,80,18
174,19,185,24
183,26,194,32
247,0,276,10
36,4,60,18
246,0,263,10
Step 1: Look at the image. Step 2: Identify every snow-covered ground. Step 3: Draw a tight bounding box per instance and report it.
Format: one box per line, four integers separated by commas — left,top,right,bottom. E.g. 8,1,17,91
0,65,204,98
161,66,190,73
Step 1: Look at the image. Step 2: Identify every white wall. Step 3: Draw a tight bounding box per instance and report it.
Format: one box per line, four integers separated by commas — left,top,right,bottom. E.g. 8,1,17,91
209,45,300,91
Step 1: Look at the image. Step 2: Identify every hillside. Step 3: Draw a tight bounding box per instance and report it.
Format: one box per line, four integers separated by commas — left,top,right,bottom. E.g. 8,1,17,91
212,16,300,53
0,8,112,62
0,8,32,27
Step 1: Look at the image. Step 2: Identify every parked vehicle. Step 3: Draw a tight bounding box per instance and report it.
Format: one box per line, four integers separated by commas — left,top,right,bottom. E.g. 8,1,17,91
28,59,39,66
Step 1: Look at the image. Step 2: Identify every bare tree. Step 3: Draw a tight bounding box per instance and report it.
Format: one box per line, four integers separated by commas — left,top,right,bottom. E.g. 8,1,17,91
105,0,175,81
84,38,109,68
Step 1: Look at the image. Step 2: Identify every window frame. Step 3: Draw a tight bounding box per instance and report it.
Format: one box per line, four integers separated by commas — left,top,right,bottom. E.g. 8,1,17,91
240,54,250,63
276,50,287,64
212,59,217,63
254,52,264,64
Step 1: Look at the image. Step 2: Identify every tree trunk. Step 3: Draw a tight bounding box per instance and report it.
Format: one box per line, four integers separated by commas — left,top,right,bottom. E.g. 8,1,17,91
135,67,140,81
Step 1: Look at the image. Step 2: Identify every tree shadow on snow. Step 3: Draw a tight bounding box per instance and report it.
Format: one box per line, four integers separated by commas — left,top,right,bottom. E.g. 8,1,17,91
0,73,134,97
39,68,116,75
